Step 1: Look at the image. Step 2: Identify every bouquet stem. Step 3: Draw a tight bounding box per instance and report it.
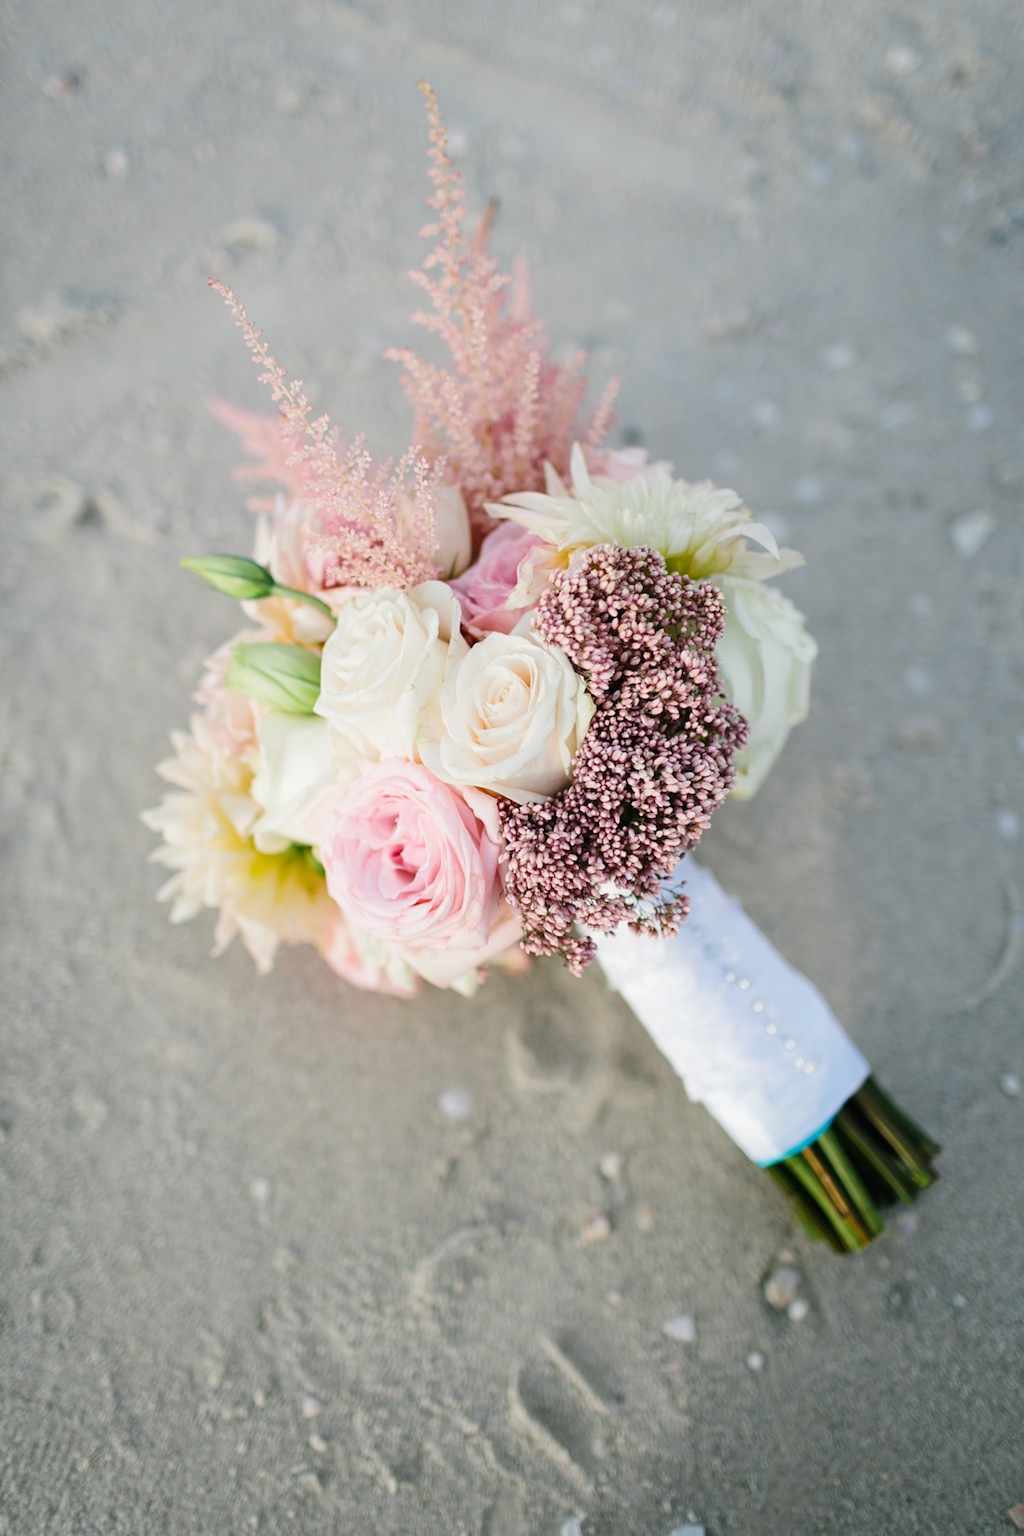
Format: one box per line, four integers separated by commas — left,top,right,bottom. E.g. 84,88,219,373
769,1077,940,1253
596,861,941,1254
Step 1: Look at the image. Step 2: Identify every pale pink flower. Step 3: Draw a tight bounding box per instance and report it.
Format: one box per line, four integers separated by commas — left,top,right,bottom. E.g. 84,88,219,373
323,915,421,998
316,760,504,956
450,521,543,638
584,444,674,483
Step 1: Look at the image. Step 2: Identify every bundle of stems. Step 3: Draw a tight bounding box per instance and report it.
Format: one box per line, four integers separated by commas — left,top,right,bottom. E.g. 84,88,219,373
766,1078,940,1253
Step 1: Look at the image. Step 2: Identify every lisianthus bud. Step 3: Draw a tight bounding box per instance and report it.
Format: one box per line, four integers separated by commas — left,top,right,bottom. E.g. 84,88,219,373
226,642,321,714
182,552,335,617
181,554,276,601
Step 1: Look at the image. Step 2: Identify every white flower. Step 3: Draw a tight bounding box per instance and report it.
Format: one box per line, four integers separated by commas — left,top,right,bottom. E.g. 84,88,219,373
249,712,336,854
491,442,803,604
713,575,818,800
314,581,469,768
422,625,594,804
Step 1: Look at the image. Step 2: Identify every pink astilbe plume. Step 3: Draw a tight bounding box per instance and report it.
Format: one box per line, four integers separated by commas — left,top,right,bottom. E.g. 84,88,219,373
207,398,306,513
210,279,438,590
498,545,747,974
387,82,617,543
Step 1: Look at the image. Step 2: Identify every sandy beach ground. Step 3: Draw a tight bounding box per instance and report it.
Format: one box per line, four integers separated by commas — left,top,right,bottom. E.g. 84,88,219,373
2,3,1022,1532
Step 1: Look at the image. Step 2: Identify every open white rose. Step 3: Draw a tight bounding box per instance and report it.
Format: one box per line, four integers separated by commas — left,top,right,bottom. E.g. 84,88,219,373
713,575,817,800
422,626,594,803
314,581,468,768
249,712,335,853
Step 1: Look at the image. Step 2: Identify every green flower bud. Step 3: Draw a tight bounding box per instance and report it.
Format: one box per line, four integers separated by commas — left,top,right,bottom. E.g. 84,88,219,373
181,553,335,619
225,643,321,714
181,554,275,601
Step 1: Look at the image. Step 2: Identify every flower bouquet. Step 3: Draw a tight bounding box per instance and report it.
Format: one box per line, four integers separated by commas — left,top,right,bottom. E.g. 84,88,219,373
145,85,938,1252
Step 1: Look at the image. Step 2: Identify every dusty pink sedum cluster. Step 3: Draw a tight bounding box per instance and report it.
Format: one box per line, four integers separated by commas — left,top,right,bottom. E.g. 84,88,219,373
499,545,746,973
146,86,815,997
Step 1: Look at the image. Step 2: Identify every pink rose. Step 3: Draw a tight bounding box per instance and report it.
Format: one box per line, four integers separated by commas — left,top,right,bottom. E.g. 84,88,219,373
316,760,504,953
451,521,543,638
323,913,421,998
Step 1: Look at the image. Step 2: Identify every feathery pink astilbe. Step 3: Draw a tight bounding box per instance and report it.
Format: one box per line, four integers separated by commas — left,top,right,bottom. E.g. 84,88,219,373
211,280,438,590
207,398,306,513
498,545,747,974
387,82,618,543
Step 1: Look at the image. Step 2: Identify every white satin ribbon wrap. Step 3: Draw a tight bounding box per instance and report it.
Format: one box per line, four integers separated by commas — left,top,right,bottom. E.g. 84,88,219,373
595,861,869,1166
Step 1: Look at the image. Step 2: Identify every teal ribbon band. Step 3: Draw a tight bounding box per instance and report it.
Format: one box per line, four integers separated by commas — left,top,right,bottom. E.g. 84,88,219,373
756,1115,837,1169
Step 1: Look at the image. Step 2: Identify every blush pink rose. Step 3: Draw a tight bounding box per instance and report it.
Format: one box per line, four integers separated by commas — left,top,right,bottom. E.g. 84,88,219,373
323,913,421,998
451,521,543,638
316,760,503,953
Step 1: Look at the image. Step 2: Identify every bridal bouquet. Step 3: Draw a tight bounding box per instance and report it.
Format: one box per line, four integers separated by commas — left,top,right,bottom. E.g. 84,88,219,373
145,86,938,1251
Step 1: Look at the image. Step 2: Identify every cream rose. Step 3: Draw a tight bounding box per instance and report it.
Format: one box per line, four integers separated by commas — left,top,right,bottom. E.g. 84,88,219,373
314,581,468,768
423,626,594,804
249,712,336,853
713,575,817,800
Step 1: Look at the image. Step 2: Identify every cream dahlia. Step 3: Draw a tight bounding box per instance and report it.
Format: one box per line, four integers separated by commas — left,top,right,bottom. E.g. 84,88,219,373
491,443,803,605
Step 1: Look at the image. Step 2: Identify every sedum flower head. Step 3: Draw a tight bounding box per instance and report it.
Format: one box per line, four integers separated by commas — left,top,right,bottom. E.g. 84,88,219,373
492,443,804,592
498,543,746,973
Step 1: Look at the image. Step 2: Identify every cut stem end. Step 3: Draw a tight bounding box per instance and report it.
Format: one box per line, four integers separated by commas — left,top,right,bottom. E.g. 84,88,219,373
767,1077,940,1254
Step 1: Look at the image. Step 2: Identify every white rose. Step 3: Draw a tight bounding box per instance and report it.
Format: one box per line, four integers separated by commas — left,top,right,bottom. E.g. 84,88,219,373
314,581,468,767
713,575,817,800
423,627,594,804
249,712,335,853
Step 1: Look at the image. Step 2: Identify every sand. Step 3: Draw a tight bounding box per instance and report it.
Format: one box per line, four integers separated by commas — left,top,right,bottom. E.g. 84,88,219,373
2,2,1022,1531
